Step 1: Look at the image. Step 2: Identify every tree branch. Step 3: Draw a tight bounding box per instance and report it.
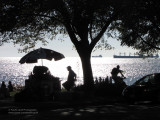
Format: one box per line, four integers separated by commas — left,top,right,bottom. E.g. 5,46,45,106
89,20,93,41
139,36,160,50
90,14,118,51
19,13,64,24
55,1,80,47
64,22,79,47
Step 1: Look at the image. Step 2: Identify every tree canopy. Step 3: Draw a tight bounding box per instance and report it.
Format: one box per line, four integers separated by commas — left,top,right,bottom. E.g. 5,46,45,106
113,0,160,54
0,0,119,52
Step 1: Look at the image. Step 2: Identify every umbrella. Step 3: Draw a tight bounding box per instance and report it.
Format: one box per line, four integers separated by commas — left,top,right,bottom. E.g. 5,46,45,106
19,47,65,65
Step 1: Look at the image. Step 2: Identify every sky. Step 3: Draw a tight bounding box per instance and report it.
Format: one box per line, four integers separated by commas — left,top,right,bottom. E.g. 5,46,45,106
0,36,137,57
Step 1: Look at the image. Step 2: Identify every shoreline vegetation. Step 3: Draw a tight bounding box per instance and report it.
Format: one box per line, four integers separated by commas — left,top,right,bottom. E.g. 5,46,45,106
0,79,126,103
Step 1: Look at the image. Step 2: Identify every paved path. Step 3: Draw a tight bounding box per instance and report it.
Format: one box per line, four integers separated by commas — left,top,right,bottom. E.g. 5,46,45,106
37,104,160,120
1,103,160,120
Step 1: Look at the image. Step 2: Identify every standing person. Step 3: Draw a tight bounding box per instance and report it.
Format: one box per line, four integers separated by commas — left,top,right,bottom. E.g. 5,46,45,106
111,65,125,84
0,81,9,98
63,66,77,91
8,81,13,92
1,81,6,88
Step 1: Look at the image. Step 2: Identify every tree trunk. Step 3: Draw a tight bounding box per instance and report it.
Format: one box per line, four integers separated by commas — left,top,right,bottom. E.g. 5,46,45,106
79,51,94,91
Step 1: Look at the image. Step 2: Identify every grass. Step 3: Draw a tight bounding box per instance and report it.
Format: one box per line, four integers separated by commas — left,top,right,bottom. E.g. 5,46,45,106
9,90,20,97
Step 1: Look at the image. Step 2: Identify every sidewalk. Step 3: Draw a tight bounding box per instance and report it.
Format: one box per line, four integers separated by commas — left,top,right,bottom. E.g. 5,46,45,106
37,104,160,120
1,97,160,120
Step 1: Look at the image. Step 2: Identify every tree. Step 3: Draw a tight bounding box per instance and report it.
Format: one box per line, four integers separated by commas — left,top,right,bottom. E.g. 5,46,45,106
1,0,125,90
112,0,160,55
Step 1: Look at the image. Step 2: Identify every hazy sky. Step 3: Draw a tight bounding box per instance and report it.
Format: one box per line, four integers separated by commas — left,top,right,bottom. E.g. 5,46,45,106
0,36,137,57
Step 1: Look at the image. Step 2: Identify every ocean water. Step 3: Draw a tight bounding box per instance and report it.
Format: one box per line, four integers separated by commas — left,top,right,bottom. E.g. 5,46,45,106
0,57,160,87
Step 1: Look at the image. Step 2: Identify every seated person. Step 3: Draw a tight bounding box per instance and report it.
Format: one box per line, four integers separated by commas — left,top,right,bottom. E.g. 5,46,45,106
111,65,125,84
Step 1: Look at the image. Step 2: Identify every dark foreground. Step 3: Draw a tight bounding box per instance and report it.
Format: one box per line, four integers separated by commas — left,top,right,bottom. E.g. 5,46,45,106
0,97,160,120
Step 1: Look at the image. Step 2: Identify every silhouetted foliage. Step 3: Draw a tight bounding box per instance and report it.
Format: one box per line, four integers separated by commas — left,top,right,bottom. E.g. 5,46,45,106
111,0,160,54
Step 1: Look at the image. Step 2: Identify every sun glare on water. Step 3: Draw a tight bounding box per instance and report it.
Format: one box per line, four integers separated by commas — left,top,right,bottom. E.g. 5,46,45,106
1,57,160,86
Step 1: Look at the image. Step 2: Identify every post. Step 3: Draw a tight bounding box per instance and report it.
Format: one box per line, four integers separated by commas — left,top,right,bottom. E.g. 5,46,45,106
41,59,43,66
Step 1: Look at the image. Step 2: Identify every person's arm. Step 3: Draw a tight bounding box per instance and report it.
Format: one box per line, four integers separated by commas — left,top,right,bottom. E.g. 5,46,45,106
72,70,77,79
120,70,125,77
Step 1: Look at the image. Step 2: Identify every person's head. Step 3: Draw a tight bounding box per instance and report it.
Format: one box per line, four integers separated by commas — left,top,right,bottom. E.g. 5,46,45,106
67,66,72,71
8,81,12,84
117,65,120,69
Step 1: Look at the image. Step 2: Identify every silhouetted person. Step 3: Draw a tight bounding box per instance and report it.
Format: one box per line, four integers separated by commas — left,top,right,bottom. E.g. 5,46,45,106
110,77,112,84
63,66,77,91
0,81,9,98
99,77,102,83
111,65,125,85
1,81,6,88
105,76,109,84
8,81,13,92
95,77,98,84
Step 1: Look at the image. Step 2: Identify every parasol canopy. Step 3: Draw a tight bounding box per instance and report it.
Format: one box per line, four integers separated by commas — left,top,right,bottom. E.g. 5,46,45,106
19,47,65,65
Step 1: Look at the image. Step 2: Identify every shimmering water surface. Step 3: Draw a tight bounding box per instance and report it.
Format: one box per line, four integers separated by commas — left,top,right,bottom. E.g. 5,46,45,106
0,57,160,86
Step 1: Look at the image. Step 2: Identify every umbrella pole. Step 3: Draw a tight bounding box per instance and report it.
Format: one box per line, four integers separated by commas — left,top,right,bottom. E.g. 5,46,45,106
41,59,43,66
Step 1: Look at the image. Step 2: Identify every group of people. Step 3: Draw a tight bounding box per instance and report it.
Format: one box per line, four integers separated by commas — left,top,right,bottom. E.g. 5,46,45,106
0,81,13,98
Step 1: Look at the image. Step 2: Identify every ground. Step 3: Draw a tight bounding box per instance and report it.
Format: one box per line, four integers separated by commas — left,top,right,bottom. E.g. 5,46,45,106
0,97,160,120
